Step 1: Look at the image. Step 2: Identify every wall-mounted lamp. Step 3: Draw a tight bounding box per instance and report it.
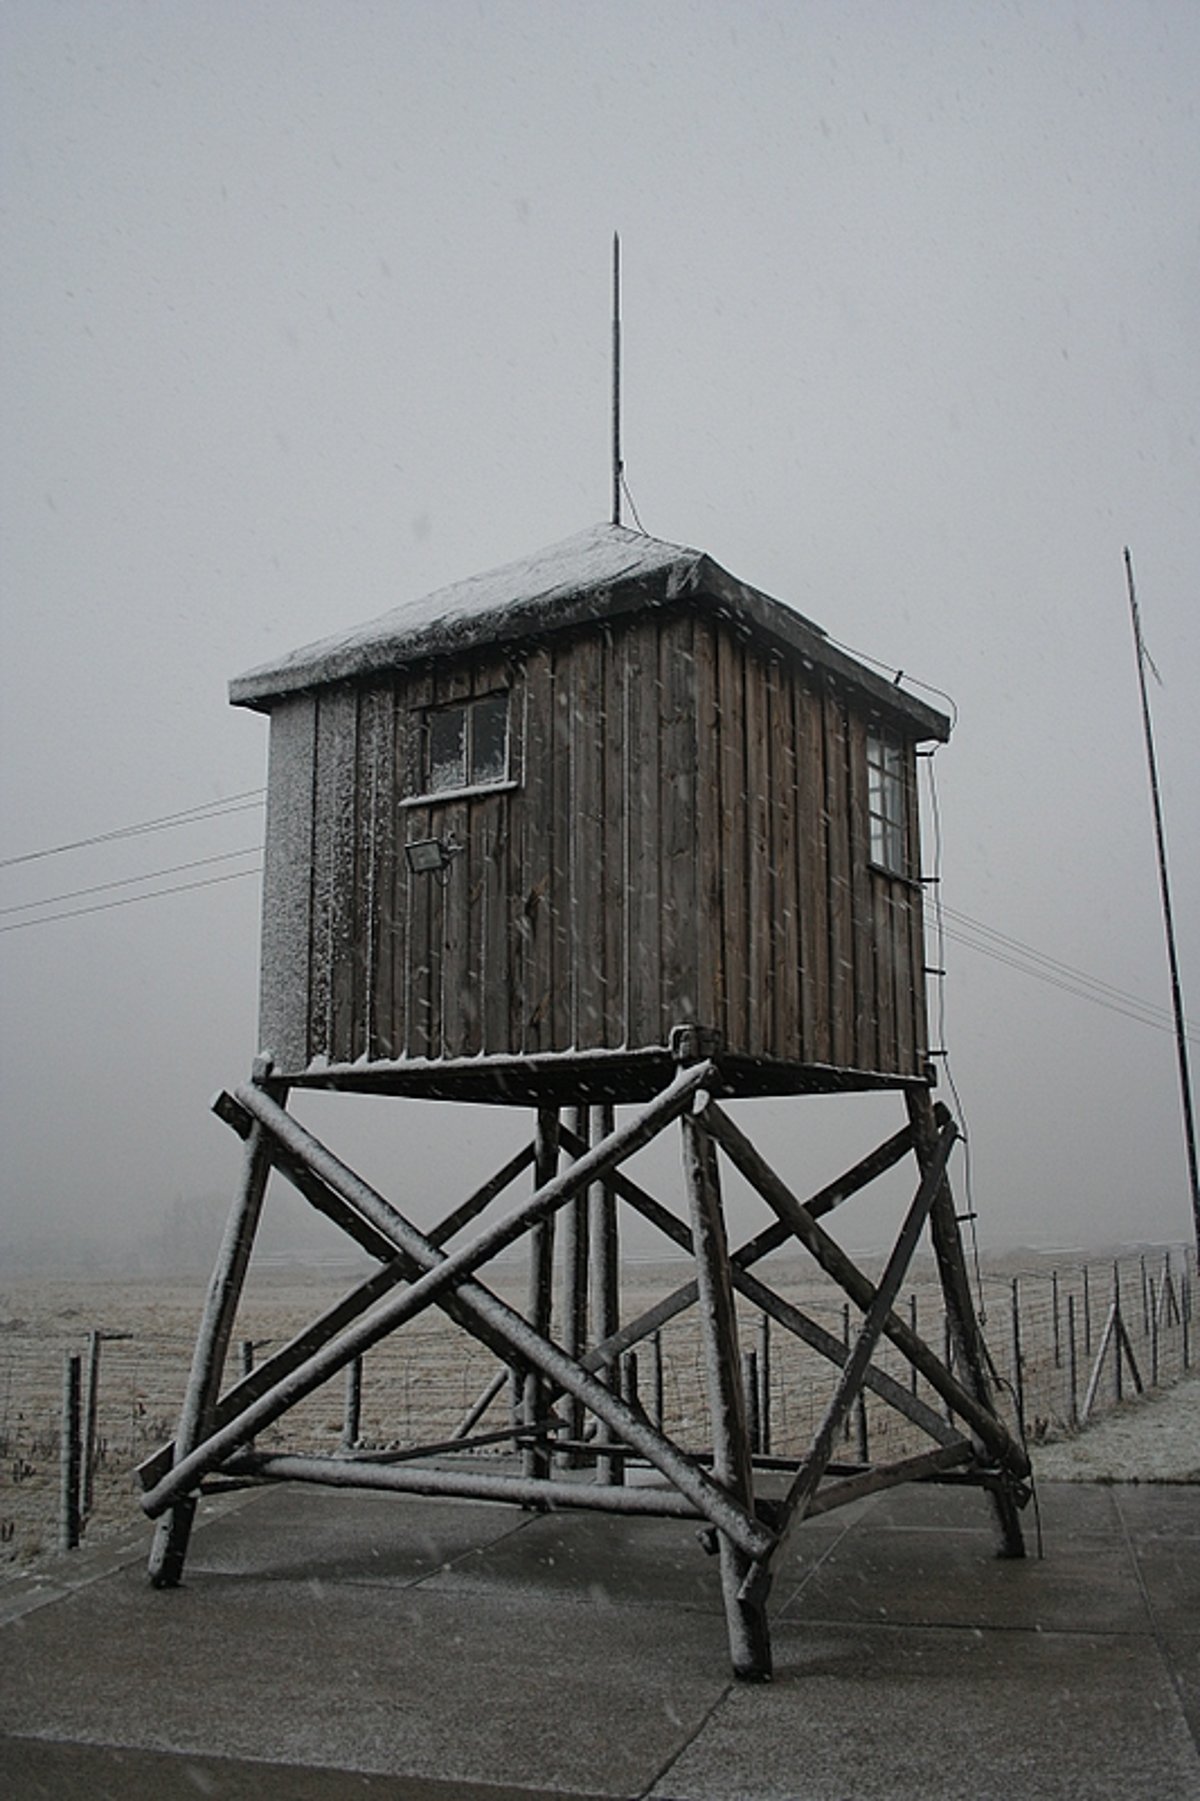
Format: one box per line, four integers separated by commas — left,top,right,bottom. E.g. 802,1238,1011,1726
405,835,464,883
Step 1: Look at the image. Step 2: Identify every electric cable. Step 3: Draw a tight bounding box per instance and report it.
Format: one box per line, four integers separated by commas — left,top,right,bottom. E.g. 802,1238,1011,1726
0,791,266,868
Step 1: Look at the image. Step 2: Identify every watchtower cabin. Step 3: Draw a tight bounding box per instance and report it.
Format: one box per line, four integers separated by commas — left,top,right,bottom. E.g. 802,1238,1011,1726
232,521,949,1105
145,520,1030,1684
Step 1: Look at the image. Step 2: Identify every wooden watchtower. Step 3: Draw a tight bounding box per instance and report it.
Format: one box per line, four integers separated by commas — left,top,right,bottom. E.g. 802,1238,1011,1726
141,521,1030,1679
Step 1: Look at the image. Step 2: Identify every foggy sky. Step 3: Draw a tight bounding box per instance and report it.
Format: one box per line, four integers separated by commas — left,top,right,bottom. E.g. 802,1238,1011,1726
2,1,1197,1268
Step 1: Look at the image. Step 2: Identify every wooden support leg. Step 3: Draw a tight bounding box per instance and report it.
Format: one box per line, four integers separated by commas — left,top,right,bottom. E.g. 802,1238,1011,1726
148,1066,279,1586
906,1088,1027,1557
559,1105,590,1463
589,1103,623,1486
523,1108,559,1482
681,1106,772,1681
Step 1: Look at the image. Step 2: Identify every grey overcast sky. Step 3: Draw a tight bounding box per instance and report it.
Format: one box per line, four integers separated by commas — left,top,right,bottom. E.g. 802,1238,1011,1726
1,1,1197,1265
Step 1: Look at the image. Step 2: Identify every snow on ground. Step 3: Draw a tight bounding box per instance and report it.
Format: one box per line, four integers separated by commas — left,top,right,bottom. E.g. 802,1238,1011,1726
1030,1372,1200,1483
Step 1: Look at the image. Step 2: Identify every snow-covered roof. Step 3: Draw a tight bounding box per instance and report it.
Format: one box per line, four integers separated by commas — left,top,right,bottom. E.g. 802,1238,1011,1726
230,522,950,739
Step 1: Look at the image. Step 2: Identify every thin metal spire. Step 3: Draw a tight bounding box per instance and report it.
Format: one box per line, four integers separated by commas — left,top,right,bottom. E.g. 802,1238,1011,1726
611,232,622,527
1124,547,1200,1260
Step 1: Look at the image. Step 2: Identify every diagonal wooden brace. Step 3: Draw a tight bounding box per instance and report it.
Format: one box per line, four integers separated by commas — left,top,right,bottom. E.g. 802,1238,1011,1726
704,1100,1029,1479
141,1071,774,1563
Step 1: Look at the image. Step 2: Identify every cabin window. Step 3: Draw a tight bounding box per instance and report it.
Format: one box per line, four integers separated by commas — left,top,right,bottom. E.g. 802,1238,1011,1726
424,691,510,795
867,726,907,875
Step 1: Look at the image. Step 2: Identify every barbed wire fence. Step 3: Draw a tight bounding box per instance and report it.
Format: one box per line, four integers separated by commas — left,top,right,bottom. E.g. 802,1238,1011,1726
1,1245,1194,1568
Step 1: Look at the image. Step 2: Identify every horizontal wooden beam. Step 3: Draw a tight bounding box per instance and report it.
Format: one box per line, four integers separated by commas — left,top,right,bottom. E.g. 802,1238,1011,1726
219,1451,706,1519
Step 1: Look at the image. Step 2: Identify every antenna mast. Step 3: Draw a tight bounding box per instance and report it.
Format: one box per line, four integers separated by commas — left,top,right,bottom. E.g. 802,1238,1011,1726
1124,547,1200,1259
611,232,622,527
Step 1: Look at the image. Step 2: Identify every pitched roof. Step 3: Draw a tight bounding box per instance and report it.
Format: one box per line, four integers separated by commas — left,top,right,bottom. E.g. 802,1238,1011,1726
229,521,950,739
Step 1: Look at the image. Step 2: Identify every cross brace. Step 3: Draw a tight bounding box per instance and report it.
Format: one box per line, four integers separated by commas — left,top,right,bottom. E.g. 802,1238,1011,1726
143,1059,1029,1678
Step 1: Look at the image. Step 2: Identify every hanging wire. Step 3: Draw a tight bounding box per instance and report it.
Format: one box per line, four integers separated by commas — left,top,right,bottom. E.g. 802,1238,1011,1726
620,470,646,534
923,745,988,1322
0,865,262,933
0,790,266,869
0,846,263,918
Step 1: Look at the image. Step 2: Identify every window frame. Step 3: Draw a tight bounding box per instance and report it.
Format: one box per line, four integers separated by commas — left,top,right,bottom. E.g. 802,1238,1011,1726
403,688,517,807
865,721,910,879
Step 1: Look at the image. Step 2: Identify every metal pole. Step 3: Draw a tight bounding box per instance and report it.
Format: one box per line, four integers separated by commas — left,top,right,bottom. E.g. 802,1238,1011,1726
1125,548,1200,1260
611,232,622,526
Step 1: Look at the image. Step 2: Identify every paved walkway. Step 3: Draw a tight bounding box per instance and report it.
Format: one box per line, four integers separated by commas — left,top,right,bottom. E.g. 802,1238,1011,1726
1,1464,1197,1799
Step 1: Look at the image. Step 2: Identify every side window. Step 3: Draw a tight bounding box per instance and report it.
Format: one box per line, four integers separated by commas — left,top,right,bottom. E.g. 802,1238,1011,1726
424,691,510,796
866,725,907,876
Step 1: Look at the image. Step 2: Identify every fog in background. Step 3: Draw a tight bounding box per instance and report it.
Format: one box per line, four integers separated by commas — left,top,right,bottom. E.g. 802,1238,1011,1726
2,2,1197,1274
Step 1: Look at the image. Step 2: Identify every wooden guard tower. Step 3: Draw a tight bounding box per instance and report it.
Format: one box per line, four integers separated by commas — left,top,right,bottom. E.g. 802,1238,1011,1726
141,522,1030,1679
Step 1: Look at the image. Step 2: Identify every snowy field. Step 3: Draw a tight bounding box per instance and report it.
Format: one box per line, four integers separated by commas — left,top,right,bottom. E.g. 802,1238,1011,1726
1,1247,1195,1571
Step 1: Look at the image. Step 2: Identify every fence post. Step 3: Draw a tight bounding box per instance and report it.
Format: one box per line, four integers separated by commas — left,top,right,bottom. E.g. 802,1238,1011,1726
757,1313,771,1455
1113,1263,1123,1404
1051,1270,1061,1368
651,1329,664,1431
1010,1277,1025,1436
1067,1291,1078,1427
1149,1277,1159,1387
1182,1272,1192,1371
1083,1264,1092,1355
60,1353,82,1552
81,1330,102,1520
909,1294,919,1395
942,1315,954,1425
1140,1253,1150,1338
742,1350,759,1456
342,1356,362,1452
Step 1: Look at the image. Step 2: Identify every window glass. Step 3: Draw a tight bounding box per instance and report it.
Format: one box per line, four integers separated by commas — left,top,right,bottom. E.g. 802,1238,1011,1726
471,692,509,785
867,727,907,875
427,705,466,793
423,692,509,795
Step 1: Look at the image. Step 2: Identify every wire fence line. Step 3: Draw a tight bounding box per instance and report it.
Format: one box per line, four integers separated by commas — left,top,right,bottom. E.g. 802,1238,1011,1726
1,1245,1194,1567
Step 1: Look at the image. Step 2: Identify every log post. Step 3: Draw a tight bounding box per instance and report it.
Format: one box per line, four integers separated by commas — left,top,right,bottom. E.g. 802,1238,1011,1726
906,1088,1026,1557
681,1103,771,1680
81,1330,101,1520
559,1104,590,1463
523,1108,560,1484
60,1352,82,1553
147,1057,282,1587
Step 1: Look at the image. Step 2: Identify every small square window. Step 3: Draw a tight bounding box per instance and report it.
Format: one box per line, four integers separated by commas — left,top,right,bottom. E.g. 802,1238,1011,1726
423,692,510,796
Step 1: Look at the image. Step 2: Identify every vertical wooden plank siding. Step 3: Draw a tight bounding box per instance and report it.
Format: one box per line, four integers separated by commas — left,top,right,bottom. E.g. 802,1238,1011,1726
572,634,605,1049
264,608,933,1083
368,681,398,1061
521,646,555,1055
660,613,698,1035
626,614,663,1047
823,686,853,1070
260,693,316,1073
401,667,434,1061
745,644,773,1058
795,673,830,1066
902,747,927,1073
847,715,877,1071
601,626,628,1047
716,629,749,1054
308,685,358,1066
550,642,574,1051
434,664,472,1059
693,620,724,1041
769,658,801,1062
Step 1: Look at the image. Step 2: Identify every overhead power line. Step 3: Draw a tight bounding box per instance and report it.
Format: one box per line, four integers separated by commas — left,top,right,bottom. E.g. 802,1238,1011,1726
0,790,266,869
0,846,263,917
0,865,263,933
